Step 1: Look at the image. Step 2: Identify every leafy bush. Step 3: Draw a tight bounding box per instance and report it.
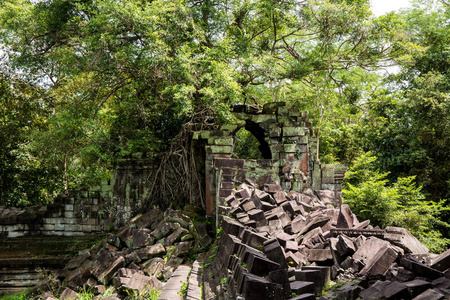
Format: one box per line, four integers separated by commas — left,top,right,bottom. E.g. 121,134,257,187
343,152,450,253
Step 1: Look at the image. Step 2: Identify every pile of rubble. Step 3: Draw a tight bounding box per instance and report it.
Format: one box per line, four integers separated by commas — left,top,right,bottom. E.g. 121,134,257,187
31,208,212,300
212,181,450,300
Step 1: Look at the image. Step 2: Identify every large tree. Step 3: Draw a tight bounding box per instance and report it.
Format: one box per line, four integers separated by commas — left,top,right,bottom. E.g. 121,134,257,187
357,0,450,200
0,0,412,204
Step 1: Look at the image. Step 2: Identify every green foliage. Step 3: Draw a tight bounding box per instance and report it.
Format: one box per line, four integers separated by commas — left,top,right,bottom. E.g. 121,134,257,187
0,0,446,213
0,75,61,207
0,291,30,300
177,281,189,298
232,128,264,159
343,152,450,252
75,287,95,300
125,287,160,300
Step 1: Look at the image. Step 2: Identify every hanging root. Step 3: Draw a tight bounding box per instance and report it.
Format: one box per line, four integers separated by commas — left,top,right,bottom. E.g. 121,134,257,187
145,108,216,210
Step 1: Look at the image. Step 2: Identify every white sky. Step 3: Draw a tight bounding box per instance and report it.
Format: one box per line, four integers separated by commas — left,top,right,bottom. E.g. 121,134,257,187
371,0,412,16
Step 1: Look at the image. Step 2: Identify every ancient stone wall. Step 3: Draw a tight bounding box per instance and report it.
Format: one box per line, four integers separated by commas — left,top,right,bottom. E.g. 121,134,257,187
0,157,158,238
0,193,104,238
1,102,347,236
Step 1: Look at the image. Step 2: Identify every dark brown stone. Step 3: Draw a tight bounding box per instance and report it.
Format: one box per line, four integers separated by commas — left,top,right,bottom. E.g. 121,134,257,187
97,256,125,284
264,238,288,269
404,279,433,297
273,191,287,204
336,283,363,300
289,281,315,295
247,253,280,276
431,248,450,272
411,289,445,300
135,243,166,260
241,199,257,212
243,273,284,300
285,251,300,267
60,288,78,300
336,204,353,229
360,280,409,300
247,209,265,221
264,183,282,194
359,246,398,276
336,235,356,257
120,273,162,292
400,258,444,280
303,249,332,262
142,257,165,277
131,228,154,249
66,251,91,270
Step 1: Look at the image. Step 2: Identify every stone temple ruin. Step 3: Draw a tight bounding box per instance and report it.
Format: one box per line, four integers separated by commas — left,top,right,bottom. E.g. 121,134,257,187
193,102,346,216
1,103,450,299
0,102,346,238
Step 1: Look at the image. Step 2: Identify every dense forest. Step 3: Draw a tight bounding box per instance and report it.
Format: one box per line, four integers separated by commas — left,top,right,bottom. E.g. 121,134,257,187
0,0,449,251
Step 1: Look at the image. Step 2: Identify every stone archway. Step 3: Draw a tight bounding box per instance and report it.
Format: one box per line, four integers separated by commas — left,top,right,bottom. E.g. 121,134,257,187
192,102,346,215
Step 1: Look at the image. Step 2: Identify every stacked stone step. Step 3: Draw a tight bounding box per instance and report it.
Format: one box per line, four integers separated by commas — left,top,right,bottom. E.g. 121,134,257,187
186,260,202,300
27,208,213,300
216,180,450,299
158,265,191,300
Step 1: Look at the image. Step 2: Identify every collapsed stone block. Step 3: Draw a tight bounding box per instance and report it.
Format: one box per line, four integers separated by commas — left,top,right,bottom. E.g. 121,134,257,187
303,248,332,263
264,183,282,194
246,253,280,276
60,288,78,300
243,273,284,300
404,279,432,298
97,256,125,284
247,209,265,221
353,237,391,266
411,289,445,300
135,243,165,260
120,273,162,293
241,199,257,212
65,267,92,289
289,281,315,295
384,227,429,254
294,269,323,294
298,215,331,236
264,238,288,269
400,258,444,280
303,266,331,293
285,251,300,267
336,235,356,257
268,269,292,299
141,257,165,277
336,282,363,300
236,186,252,199
65,251,91,270
254,189,274,205
432,277,450,290
359,245,398,276
241,229,268,250
431,248,450,272
360,280,409,300
131,228,154,249
336,204,353,229
166,227,189,246
173,241,191,257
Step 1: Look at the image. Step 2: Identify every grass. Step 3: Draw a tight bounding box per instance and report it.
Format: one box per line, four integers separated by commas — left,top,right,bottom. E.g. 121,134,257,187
177,281,188,298
0,291,30,300
125,287,161,300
